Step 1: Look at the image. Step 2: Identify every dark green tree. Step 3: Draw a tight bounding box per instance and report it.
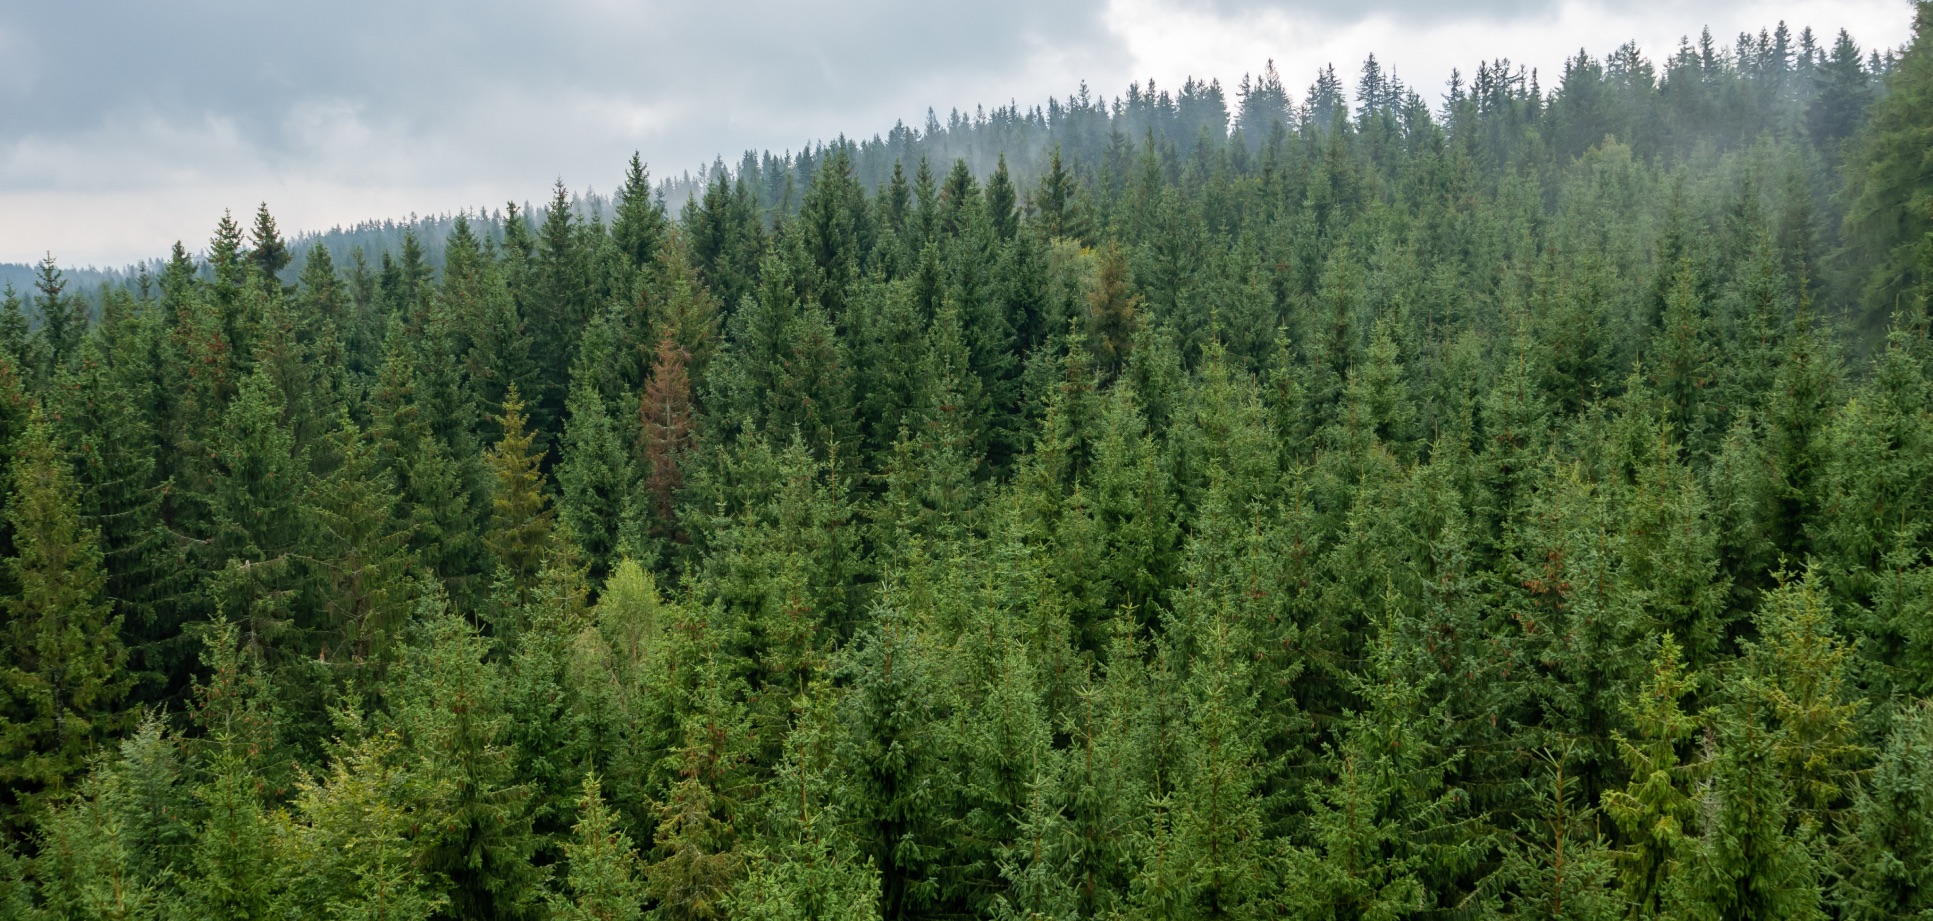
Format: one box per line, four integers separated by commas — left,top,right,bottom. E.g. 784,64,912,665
0,413,129,826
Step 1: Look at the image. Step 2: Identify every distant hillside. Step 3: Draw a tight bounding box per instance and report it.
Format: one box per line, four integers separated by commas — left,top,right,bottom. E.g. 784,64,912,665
0,261,141,299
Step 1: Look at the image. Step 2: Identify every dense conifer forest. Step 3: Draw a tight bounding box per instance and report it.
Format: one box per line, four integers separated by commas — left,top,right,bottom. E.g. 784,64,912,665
5,6,1933,919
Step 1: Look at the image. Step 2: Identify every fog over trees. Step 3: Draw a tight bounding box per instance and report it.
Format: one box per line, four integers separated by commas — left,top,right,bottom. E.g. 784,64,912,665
4,7,1933,920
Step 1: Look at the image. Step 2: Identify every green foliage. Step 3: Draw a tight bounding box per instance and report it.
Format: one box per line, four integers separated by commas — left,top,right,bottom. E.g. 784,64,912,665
15,25,1933,921
278,706,444,921
486,387,556,606
558,362,638,583
395,590,540,921
306,411,418,674
0,413,128,825
1603,634,1701,918
552,773,647,921
1835,700,1933,920
1844,5,1933,316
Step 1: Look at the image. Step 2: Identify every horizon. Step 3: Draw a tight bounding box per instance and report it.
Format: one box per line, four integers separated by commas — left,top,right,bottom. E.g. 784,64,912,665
0,0,1914,267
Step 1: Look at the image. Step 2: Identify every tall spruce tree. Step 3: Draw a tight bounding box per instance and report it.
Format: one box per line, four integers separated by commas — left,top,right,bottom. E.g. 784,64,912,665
0,413,128,826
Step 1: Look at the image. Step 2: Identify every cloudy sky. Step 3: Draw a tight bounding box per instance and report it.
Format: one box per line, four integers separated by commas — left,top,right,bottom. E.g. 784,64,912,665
0,0,1916,267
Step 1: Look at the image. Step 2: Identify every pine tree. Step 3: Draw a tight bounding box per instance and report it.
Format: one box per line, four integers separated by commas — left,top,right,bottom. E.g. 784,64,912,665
0,412,129,825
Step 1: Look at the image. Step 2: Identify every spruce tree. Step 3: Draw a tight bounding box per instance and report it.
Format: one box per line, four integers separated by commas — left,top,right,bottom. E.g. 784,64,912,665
30,760,157,920
0,286,29,373
1835,700,1933,920
639,328,695,546
732,685,881,921
0,412,129,825
1032,147,1086,242
395,590,540,921
246,203,292,296
1843,2,1933,316
31,255,86,375
631,620,756,921
1156,567,1271,920
184,619,285,921
986,155,1019,243
1603,634,1701,919
1496,749,1618,921
1673,644,1824,921
682,170,763,316
552,773,647,921
1086,244,1140,379
279,707,445,921
52,333,187,705
305,411,417,672
557,364,637,583
613,153,670,279
485,388,555,605
836,607,946,921
205,368,309,650
1290,585,1469,921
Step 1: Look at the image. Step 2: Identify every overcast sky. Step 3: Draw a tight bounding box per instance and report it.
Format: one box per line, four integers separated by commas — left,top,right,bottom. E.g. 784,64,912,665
0,0,1916,267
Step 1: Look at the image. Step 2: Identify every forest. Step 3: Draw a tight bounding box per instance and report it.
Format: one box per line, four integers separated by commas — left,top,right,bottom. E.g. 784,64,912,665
1,6,1932,920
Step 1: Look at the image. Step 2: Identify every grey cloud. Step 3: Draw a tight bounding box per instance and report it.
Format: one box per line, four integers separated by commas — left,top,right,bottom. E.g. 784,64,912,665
2,0,1888,264
1,2,1113,176
1169,0,1753,25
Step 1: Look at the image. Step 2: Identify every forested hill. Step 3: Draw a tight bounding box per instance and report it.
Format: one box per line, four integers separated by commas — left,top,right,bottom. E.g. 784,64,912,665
18,17,1900,318
4,6,1933,920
